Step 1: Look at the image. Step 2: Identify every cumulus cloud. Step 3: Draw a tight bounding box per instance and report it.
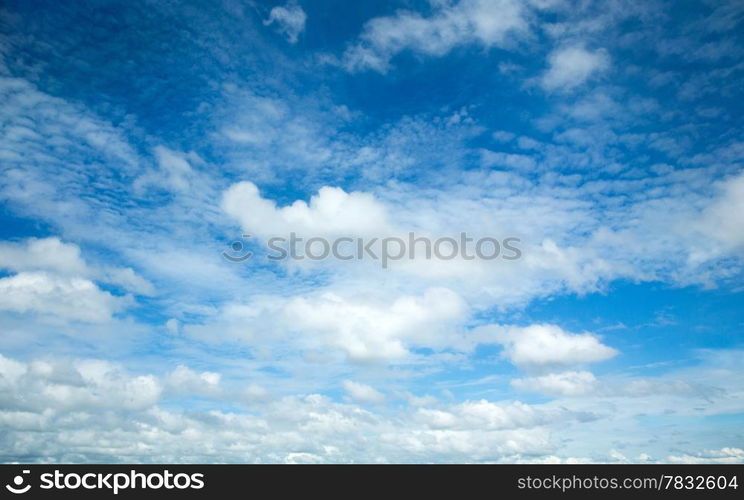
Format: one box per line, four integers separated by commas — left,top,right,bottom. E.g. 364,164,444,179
264,1,307,44
0,272,127,323
0,237,154,296
0,355,161,412
541,45,610,92
0,351,740,463
475,324,617,371
0,237,155,322
183,285,617,371
222,181,392,238
342,0,531,72
0,353,565,462
282,287,468,362
0,237,88,275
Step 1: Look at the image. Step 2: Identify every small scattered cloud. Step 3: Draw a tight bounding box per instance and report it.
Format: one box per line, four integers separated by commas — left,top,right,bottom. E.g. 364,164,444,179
165,365,222,397
541,45,610,92
668,447,744,464
134,146,199,194
342,380,385,403
264,1,307,44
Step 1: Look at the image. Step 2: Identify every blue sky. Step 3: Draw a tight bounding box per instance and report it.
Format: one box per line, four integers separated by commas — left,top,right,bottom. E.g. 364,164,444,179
0,0,743,463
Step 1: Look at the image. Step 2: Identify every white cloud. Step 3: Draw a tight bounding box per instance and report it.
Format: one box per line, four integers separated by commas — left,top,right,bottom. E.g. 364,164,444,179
0,354,27,383
693,171,744,257
222,181,392,238
218,179,611,309
242,384,270,403
282,287,468,362
0,271,127,323
475,324,617,370
216,158,744,327
0,352,741,463
134,146,198,194
480,150,537,170
342,380,385,403
512,371,598,396
0,237,155,322
416,400,544,430
0,353,560,462
99,266,155,297
165,318,180,334
668,447,744,464
492,130,516,142
264,1,307,44
342,0,531,72
541,45,610,92
0,237,87,275
0,355,161,412
0,237,154,296
183,284,618,371
165,365,221,397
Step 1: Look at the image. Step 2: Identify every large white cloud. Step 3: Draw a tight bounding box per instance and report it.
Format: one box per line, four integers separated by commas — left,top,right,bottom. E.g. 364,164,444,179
0,237,88,276
282,287,468,362
0,237,155,322
0,237,154,296
0,272,127,323
182,286,618,371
